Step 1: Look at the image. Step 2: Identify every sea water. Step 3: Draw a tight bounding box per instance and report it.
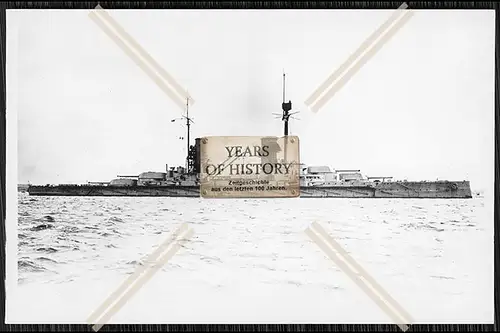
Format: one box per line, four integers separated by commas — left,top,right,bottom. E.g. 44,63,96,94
8,192,494,324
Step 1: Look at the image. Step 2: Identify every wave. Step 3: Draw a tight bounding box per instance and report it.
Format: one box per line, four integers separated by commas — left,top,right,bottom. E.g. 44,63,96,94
31,222,54,231
36,257,60,264
36,247,59,253
16,195,489,288
18,259,47,273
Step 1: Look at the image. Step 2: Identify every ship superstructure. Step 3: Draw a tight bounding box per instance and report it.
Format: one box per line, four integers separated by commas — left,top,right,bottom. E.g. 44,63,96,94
26,74,473,199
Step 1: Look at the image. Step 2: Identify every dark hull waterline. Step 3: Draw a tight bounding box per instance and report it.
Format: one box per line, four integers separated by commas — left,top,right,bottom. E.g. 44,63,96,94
26,181,473,199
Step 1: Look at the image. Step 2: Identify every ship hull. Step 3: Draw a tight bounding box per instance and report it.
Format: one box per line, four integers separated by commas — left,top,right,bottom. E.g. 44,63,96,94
27,185,201,197
300,181,472,198
27,181,472,198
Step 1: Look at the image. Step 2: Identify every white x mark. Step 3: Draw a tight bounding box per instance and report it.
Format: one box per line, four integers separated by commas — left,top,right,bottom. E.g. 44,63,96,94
86,5,197,330
85,5,415,330
304,4,415,331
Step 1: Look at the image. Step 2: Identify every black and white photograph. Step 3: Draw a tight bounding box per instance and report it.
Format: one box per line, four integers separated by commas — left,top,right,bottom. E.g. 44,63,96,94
4,6,495,326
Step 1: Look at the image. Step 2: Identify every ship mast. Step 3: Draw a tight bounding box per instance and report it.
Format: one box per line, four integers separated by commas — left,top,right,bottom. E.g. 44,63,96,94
282,71,292,136
281,71,293,165
185,95,192,172
171,95,194,174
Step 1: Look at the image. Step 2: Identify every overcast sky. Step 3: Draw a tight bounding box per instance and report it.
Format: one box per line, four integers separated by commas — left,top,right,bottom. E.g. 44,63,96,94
6,9,495,192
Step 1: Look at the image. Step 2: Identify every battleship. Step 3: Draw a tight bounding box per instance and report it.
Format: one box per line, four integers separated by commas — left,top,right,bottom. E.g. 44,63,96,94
27,74,472,199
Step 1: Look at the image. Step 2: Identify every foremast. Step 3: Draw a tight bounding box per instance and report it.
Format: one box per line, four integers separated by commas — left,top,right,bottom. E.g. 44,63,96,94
171,96,196,176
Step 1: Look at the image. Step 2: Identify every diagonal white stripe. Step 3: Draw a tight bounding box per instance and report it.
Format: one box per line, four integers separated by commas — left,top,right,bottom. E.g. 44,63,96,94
88,6,192,112
305,3,414,113
91,228,194,331
309,10,414,113
306,222,413,331
305,3,409,106
87,223,192,330
93,5,194,105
